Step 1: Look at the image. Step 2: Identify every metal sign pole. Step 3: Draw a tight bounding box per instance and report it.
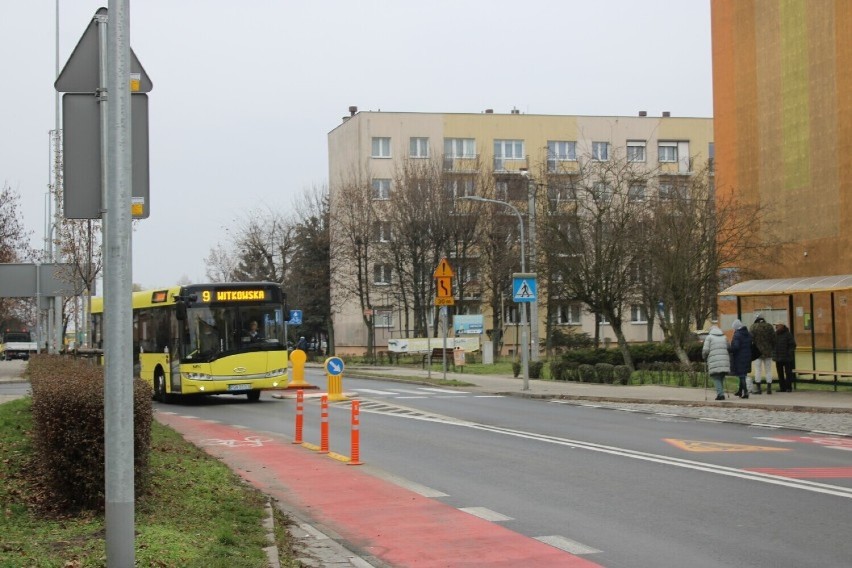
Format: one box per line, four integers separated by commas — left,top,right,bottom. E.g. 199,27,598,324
104,1,135,565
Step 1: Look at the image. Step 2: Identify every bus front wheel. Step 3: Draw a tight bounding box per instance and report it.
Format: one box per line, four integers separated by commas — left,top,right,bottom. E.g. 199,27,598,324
154,370,168,403
246,390,261,402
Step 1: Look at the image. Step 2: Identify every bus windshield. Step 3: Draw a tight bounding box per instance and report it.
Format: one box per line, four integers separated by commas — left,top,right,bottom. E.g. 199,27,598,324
183,304,286,362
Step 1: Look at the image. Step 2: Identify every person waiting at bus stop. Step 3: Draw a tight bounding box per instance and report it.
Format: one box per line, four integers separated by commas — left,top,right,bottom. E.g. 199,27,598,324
729,319,751,399
296,336,307,351
702,320,730,401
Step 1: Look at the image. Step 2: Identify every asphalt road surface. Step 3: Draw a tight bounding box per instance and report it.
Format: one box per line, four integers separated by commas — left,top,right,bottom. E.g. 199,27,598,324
158,369,852,568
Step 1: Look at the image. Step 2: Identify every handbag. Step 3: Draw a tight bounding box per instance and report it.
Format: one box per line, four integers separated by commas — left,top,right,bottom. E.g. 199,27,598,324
751,340,761,361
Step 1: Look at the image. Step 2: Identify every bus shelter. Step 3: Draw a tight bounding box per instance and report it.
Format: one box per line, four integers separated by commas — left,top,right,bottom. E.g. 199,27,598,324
718,275,852,382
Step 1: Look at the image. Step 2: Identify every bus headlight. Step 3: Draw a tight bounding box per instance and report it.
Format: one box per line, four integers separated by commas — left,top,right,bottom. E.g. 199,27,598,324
265,368,286,378
185,372,212,381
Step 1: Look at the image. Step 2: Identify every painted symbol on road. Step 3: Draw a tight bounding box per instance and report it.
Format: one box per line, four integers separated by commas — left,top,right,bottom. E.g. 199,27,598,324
769,435,852,451
745,467,852,479
200,436,271,448
664,439,791,453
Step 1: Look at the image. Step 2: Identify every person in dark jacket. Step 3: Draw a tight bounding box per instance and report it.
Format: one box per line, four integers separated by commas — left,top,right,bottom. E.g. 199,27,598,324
729,319,751,399
773,323,796,392
750,314,776,394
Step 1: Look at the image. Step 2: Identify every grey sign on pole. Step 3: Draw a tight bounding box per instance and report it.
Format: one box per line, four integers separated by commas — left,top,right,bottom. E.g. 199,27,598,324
55,7,152,220
0,263,82,299
54,8,152,94
62,93,149,218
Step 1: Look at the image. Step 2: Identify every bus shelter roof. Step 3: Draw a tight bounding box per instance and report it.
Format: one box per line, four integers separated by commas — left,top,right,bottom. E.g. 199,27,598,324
720,274,852,297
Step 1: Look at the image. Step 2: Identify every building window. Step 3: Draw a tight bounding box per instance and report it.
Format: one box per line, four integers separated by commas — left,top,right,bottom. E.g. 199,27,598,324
548,140,577,172
631,304,648,323
445,177,475,199
495,181,509,201
658,182,674,199
593,182,612,202
373,263,392,285
628,184,646,202
374,307,393,328
504,305,520,324
372,178,391,200
494,139,525,171
592,142,609,161
410,137,429,158
371,137,391,158
557,303,581,325
658,142,677,163
372,221,392,242
627,140,646,162
444,138,476,158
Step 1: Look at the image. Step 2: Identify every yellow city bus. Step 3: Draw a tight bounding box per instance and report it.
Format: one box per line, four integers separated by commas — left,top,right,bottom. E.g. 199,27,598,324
91,282,290,402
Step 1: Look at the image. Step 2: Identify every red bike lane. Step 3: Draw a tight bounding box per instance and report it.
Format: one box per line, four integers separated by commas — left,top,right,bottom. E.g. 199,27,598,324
156,411,602,568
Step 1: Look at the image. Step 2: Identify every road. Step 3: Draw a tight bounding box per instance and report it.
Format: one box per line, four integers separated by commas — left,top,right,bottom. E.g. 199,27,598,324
160,369,852,568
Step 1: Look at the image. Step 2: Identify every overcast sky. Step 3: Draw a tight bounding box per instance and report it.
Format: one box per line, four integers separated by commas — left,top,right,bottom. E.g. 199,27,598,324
1,1,713,290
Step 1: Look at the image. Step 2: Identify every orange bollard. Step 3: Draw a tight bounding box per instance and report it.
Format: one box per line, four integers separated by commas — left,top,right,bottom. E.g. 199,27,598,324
319,395,329,454
348,400,363,465
292,390,304,444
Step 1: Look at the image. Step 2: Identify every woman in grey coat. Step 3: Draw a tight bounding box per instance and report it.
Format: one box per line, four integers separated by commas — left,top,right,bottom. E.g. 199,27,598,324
702,322,731,400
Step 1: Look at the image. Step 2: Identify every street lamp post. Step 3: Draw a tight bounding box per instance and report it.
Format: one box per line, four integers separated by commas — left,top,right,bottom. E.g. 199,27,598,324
459,195,529,390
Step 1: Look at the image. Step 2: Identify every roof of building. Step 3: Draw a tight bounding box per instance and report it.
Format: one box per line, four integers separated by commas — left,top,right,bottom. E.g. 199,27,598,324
720,274,852,296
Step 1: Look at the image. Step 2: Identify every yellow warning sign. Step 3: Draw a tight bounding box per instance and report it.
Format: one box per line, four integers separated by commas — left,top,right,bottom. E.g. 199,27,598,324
663,439,791,453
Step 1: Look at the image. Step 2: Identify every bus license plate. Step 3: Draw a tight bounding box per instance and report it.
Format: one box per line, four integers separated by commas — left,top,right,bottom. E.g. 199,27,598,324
228,384,251,391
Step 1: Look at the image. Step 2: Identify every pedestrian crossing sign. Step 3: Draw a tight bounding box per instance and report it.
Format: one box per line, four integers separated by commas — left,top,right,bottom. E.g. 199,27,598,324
512,273,537,303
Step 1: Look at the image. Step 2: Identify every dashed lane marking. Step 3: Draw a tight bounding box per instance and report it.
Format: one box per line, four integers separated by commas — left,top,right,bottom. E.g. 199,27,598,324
535,535,602,555
459,507,513,522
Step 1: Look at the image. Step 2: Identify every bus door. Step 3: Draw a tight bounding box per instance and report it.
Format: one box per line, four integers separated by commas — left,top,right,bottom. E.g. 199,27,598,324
170,317,183,393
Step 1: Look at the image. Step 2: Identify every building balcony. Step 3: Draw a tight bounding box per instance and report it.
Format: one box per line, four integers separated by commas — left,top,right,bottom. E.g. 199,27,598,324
443,155,480,172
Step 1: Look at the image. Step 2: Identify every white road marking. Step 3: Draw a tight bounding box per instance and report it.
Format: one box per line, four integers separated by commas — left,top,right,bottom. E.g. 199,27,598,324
535,535,602,555
355,388,403,395
459,507,513,522
419,387,471,394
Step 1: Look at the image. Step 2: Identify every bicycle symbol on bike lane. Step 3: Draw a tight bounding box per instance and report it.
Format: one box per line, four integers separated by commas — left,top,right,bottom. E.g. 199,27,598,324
200,436,272,448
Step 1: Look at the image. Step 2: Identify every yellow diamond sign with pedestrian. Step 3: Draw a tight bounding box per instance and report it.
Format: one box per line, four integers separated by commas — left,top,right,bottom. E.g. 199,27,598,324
434,257,455,306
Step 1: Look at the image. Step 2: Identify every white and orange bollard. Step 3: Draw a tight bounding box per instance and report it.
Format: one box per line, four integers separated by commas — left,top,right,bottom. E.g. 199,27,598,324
319,395,329,454
348,400,363,465
292,389,304,444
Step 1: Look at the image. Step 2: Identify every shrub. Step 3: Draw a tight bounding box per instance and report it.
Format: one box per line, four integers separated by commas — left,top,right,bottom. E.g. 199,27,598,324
512,360,521,377
614,365,632,385
549,360,566,381
29,355,152,513
529,361,544,379
578,364,596,383
595,363,615,384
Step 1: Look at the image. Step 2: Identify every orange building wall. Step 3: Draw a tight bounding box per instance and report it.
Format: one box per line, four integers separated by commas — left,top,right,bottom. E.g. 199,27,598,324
711,0,852,277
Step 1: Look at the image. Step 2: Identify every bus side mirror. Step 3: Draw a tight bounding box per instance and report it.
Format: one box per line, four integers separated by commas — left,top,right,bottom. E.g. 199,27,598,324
176,301,187,321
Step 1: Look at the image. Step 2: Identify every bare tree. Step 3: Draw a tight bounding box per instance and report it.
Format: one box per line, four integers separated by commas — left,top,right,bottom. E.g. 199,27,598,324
0,183,36,329
227,206,295,283
330,166,380,358
386,158,453,338
540,151,653,371
645,168,772,365
205,243,238,282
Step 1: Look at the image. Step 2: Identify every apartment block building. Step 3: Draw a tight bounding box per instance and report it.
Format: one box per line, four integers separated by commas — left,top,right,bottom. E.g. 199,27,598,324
328,109,713,355
711,0,852,278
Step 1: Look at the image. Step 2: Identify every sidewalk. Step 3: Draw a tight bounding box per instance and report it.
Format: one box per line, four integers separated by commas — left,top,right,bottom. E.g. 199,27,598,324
344,364,852,412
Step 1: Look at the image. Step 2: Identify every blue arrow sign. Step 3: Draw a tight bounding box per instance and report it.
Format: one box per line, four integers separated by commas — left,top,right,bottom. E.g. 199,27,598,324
289,310,302,325
512,274,537,303
325,356,345,376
